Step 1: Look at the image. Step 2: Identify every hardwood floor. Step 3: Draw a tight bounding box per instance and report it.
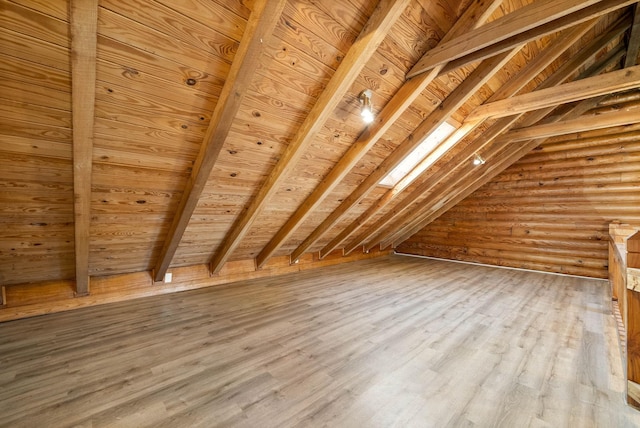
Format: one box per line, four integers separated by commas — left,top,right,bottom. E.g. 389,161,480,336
1,254,638,427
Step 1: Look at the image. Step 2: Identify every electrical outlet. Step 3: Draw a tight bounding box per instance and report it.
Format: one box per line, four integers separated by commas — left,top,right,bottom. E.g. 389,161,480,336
164,272,172,283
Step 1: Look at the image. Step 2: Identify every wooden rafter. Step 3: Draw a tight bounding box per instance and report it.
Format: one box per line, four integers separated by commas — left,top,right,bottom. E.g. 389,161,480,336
437,0,631,76
289,46,519,264
152,0,287,282
467,64,640,121
254,0,503,269
382,54,626,249
499,108,640,143
386,95,615,249
381,87,624,250
407,0,637,78
310,47,520,256
626,3,640,67
329,18,601,258
356,13,631,252
363,26,627,252
208,0,412,274
288,2,635,264
70,0,99,296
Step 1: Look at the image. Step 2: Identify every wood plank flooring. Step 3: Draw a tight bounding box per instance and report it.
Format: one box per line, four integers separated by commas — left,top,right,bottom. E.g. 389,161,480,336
1,254,639,427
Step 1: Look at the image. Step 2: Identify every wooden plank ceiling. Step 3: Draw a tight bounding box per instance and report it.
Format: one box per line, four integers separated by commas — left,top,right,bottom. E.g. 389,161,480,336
1,0,640,291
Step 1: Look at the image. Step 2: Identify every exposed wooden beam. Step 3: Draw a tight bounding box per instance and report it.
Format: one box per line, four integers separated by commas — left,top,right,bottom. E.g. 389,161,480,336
384,143,536,249
500,108,640,143
152,0,287,282
626,3,640,67
0,285,5,306
488,17,603,100
70,0,99,296
380,67,621,249
207,0,411,274
256,66,443,268
407,0,636,78
330,15,628,259
328,18,601,258
289,46,519,264
438,2,630,76
323,121,479,258
255,0,503,268
384,123,585,249
366,32,625,251
467,64,640,121
385,80,621,249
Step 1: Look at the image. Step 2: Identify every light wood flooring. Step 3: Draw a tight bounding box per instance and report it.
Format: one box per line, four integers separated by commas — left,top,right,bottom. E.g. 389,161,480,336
1,255,639,427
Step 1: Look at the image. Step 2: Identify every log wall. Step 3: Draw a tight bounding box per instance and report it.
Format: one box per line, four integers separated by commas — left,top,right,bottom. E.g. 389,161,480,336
398,97,640,279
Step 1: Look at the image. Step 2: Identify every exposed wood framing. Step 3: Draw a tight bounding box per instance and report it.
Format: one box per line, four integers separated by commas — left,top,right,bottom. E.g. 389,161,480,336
4,0,640,325
467,64,640,121
325,123,480,258
385,76,623,249
407,0,636,78
291,6,634,264
70,0,99,296
209,0,412,274
387,99,612,248
366,29,625,251
310,47,520,256
626,4,640,67
329,18,601,258
255,0,503,268
290,46,520,264
382,77,622,249
153,0,287,282
0,285,5,306
499,108,640,142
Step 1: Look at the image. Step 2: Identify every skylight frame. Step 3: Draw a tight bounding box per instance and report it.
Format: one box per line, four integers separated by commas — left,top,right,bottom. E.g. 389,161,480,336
379,121,457,188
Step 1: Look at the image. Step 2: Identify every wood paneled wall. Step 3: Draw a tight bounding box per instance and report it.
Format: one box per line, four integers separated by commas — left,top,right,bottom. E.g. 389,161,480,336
0,246,389,322
397,92,640,279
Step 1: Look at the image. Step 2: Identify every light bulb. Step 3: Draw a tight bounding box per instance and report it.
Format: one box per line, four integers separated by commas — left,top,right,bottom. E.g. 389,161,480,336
359,90,374,124
361,107,374,123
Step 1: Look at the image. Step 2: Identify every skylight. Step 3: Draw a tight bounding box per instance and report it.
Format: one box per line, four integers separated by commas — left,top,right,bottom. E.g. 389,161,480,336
379,121,456,188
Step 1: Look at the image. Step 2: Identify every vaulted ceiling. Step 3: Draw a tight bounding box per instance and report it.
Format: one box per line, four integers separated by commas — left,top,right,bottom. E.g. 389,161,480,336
1,0,640,294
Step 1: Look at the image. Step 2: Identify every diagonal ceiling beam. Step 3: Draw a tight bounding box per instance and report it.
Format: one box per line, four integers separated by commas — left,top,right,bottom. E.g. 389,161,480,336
365,28,627,251
498,107,640,142
323,121,479,259
389,51,633,247
254,0,504,269
386,94,617,249
209,0,412,274
437,0,634,76
152,0,287,282
290,0,628,261
387,58,629,249
70,0,99,296
407,0,637,78
626,3,640,67
467,64,640,121
383,53,626,248
334,17,604,258
312,48,520,259
289,45,519,264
